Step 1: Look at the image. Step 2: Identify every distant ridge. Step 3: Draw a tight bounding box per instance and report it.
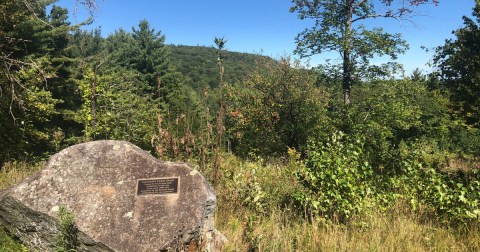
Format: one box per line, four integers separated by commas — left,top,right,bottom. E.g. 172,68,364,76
168,44,275,88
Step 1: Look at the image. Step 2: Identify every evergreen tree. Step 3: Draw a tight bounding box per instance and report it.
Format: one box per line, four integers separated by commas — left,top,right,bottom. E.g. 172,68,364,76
131,20,169,89
0,0,72,161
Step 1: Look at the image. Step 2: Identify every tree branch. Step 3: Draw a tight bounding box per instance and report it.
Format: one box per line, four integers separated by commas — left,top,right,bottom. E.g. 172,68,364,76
352,8,414,23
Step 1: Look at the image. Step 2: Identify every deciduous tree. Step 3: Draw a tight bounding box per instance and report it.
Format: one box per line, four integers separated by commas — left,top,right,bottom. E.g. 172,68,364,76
434,0,480,127
290,0,437,104
229,58,329,156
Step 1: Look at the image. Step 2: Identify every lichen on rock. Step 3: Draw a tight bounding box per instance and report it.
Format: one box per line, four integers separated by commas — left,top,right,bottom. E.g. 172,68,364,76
0,140,223,251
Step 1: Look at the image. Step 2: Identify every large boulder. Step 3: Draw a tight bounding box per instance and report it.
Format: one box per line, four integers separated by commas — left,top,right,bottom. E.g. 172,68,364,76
0,140,224,251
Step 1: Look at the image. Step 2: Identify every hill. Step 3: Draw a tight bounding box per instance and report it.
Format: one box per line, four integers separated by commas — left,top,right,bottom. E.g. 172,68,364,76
168,45,274,89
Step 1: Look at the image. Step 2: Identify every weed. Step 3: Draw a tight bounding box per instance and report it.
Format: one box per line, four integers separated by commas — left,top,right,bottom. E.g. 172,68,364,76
0,229,28,252
55,206,78,252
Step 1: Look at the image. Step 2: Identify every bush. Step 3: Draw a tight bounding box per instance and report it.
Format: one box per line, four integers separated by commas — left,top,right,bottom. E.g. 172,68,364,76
293,131,375,222
293,132,480,224
389,142,480,223
228,57,330,157
56,206,78,252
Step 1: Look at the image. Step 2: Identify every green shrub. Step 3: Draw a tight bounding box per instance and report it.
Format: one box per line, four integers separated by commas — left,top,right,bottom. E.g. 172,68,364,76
55,206,78,252
389,143,480,223
218,155,268,214
228,57,330,157
293,131,375,222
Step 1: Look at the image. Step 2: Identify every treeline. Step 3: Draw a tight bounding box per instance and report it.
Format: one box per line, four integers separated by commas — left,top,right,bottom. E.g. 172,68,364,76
1,0,480,224
0,0,273,163
1,1,205,161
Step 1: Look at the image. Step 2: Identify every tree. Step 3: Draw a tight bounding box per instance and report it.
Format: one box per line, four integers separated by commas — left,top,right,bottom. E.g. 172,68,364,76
107,20,185,112
434,0,480,127
66,27,103,138
213,37,227,185
131,20,170,91
22,0,98,19
410,68,427,82
335,79,453,166
290,0,437,104
0,0,71,161
229,57,329,156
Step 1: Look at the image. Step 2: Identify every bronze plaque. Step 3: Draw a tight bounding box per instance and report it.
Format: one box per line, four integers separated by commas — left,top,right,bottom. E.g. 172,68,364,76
136,177,179,196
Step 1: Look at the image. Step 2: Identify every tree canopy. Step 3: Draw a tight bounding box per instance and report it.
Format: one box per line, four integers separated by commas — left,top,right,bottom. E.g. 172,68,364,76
434,0,480,127
290,0,438,104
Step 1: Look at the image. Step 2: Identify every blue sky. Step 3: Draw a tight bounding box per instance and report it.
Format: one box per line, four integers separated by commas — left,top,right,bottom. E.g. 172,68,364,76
58,0,476,75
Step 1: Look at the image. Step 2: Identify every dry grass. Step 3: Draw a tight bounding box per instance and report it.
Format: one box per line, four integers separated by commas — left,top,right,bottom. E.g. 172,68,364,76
216,205,480,252
0,161,41,190
1,158,479,251
0,161,41,251
214,156,480,252
444,156,480,174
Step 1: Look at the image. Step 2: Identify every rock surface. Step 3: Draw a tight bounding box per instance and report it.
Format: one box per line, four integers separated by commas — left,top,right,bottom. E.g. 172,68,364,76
0,140,223,251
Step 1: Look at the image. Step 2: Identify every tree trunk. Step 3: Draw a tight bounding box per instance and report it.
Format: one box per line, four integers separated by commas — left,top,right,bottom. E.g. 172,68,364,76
343,51,352,105
343,0,354,105
91,67,98,130
91,61,104,133
214,55,225,187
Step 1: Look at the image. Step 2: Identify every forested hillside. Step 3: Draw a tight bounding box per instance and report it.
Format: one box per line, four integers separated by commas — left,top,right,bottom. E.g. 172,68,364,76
1,0,480,251
169,45,273,88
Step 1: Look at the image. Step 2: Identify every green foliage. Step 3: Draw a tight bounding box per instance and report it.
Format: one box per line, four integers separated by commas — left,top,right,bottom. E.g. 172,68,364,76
169,44,275,89
71,63,159,150
387,143,480,223
64,20,201,153
0,229,28,252
292,77,480,223
88,72,159,150
328,79,456,167
291,0,414,103
218,154,299,216
434,1,480,127
294,131,480,223
294,132,374,221
74,68,96,136
450,126,480,155
55,206,78,252
130,19,170,90
0,0,73,161
228,57,329,156
230,162,268,213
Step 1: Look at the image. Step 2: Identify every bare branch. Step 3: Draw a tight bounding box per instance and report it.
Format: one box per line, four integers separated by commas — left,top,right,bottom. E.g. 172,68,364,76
352,8,414,23
22,0,54,28
74,0,99,18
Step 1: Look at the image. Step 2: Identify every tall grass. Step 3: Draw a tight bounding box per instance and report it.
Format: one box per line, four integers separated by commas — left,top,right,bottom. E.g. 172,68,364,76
215,154,480,252
216,204,479,251
0,161,42,190
0,161,41,251
1,157,478,251
0,229,27,252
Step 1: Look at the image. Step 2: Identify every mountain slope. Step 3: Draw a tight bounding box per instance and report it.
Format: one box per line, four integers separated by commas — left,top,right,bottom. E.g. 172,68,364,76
168,45,274,89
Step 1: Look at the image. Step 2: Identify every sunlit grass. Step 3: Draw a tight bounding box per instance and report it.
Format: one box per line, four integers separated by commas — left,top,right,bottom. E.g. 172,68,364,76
215,156,480,252
0,229,27,252
0,161,41,251
1,157,478,251
217,202,479,252
0,161,42,190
